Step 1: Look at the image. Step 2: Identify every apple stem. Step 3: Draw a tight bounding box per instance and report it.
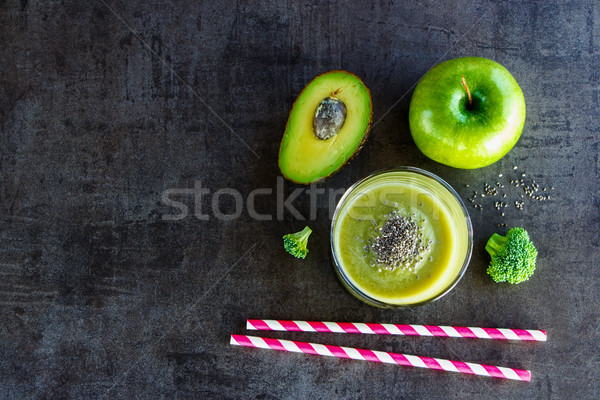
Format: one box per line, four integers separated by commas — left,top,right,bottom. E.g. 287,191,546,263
461,75,473,108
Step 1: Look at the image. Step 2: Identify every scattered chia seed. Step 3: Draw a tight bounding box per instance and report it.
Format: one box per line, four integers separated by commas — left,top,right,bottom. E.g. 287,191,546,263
515,200,525,210
463,168,555,221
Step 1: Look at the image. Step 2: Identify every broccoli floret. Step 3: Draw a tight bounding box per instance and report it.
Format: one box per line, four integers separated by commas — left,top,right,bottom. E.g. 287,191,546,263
485,227,538,284
283,226,312,259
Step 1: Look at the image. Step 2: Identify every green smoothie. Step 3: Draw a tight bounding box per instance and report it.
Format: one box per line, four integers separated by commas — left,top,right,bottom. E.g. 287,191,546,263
331,168,472,307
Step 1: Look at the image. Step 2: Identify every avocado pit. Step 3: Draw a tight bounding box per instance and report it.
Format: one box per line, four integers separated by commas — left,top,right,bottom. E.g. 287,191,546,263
313,96,347,140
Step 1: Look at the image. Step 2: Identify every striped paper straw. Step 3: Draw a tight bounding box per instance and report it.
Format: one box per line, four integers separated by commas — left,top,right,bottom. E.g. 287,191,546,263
230,334,531,381
247,319,547,342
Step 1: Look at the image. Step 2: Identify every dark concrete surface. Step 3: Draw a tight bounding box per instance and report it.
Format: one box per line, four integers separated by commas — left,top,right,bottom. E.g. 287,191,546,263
1,0,598,398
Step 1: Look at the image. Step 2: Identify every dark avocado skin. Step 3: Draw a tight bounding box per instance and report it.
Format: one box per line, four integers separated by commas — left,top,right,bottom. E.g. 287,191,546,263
278,70,373,184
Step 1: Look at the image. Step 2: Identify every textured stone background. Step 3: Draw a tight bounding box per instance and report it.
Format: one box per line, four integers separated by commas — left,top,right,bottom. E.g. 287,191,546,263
1,0,599,398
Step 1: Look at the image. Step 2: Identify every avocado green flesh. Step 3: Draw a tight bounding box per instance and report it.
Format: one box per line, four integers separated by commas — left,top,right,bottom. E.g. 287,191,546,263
279,71,372,184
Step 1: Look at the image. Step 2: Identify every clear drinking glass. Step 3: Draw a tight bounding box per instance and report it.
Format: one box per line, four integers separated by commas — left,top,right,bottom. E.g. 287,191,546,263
330,167,473,308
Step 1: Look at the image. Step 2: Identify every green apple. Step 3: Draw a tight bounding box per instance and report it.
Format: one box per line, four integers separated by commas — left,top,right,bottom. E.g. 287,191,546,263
408,57,526,169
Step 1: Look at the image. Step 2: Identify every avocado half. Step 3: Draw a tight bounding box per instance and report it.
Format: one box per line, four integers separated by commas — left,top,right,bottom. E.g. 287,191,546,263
278,71,373,184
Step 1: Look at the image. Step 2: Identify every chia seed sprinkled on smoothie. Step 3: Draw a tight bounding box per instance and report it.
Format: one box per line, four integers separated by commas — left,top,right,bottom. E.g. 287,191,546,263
368,211,431,271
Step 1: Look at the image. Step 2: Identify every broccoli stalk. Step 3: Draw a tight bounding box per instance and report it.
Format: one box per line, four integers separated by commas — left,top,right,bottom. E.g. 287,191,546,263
485,227,538,284
283,226,312,259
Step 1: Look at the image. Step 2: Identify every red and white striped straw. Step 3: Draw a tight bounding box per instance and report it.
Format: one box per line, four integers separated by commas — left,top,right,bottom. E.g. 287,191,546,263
231,334,531,381
247,319,547,342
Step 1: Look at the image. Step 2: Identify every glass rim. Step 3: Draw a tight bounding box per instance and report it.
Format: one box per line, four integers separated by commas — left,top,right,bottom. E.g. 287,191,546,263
330,166,473,308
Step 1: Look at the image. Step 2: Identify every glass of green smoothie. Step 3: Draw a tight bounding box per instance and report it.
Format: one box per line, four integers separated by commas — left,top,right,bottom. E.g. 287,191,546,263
331,167,472,308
